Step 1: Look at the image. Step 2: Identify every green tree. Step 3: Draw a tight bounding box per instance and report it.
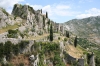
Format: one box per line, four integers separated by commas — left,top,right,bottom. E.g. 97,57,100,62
19,40,29,49
4,41,13,60
13,44,19,55
41,9,42,13
48,19,50,32
0,43,4,61
66,31,69,38
48,19,50,25
43,16,45,28
50,24,53,41
46,12,48,18
74,36,77,47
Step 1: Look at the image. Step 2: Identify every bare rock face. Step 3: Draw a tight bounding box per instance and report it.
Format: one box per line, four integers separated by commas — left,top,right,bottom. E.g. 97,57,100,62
12,4,37,27
12,4,52,36
0,4,54,40
0,8,15,28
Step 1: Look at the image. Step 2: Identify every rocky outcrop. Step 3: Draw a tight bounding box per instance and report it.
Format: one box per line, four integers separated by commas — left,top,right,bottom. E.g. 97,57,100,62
11,4,52,36
0,8,14,28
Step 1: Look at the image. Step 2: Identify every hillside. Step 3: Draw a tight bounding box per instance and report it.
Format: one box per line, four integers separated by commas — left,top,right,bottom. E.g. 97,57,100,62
65,16,100,44
0,3,98,66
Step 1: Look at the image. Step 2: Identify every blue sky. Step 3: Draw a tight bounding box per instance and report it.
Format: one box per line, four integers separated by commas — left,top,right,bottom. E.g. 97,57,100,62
0,0,100,23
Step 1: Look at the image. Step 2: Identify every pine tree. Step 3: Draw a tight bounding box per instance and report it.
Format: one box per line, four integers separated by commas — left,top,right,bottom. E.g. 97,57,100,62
46,12,48,18
74,36,77,47
50,24,53,41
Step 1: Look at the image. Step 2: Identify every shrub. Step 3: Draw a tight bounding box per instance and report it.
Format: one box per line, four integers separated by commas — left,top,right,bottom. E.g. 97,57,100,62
19,63,24,66
64,38,67,41
4,41,13,60
12,44,19,55
19,40,29,49
58,37,60,40
7,29,18,38
95,56,100,66
2,8,9,16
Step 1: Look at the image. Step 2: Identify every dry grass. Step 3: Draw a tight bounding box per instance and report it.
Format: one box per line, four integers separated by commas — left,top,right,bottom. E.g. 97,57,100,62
10,54,30,66
0,24,19,34
27,33,49,40
65,44,83,59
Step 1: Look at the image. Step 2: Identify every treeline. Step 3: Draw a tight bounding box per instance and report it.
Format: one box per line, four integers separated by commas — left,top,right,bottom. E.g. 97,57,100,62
0,40,29,61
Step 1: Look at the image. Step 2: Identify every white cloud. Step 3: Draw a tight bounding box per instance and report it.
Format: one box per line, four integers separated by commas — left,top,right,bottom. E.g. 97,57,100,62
30,4,80,17
86,8,100,14
42,5,53,16
0,0,24,8
0,0,24,14
31,5,43,10
76,8,100,19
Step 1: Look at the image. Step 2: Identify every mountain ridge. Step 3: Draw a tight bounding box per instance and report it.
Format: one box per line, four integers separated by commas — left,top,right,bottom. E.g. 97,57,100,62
65,16,100,44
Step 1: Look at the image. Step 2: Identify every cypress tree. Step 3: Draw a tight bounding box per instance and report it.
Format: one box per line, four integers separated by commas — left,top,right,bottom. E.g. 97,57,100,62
66,31,69,38
74,36,77,47
50,24,53,41
48,19,50,25
43,15,45,28
46,12,48,18
0,43,4,58
41,9,42,14
48,19,50,32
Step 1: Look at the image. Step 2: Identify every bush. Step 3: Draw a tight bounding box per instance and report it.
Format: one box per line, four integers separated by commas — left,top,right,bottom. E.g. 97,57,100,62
19,63,24,66
58,37,60,40
4,41,13,60
7,29,18,38
19,40,29,49
64,38,67,41
12,44,19,55
95,56,100,66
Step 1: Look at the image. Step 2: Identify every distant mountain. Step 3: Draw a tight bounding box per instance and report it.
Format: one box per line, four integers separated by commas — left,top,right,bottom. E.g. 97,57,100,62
65,16,100,43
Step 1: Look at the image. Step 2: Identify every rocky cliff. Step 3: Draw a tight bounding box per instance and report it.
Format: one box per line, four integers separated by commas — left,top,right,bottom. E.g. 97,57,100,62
11,4,52,37
0,8,15,28
0,4,54,39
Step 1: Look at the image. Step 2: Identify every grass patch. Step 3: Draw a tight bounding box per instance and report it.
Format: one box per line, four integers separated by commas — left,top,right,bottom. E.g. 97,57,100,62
65,44,83,59
27,33,49,40
0,24,19,34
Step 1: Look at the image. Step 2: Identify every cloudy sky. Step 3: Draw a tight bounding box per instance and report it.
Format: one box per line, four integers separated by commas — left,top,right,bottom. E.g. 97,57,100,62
0,0,100,23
